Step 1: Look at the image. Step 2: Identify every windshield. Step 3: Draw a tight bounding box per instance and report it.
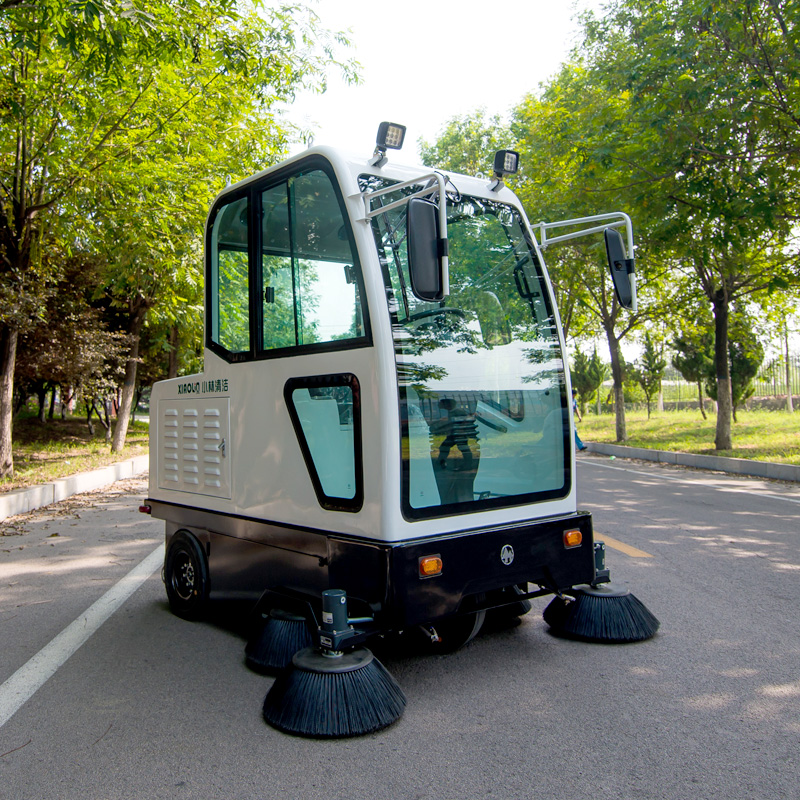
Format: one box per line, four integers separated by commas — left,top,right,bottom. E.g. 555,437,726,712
361,176,569,519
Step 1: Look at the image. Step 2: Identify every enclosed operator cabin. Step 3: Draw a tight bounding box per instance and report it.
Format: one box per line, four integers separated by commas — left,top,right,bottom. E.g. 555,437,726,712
166,144,575,544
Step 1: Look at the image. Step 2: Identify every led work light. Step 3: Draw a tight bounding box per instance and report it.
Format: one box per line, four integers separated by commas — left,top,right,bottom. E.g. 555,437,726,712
370,122,407,167
489,149,520,191
493,149,520,176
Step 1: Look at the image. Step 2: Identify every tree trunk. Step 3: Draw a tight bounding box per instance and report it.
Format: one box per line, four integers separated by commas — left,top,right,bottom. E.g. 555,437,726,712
37,385,47,423
104,398,112,443
606,329,627,441
0,324,19,478
111,308,146,453
785,322,794,413
712,291,733,451
697,381,707,420
657,387,664,413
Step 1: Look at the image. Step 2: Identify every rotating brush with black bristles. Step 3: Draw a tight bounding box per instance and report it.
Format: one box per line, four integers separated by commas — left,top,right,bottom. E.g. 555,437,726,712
261,589,406,738
543,583,660,643
543,540,660,644
245,609,313,674
263,646,406,738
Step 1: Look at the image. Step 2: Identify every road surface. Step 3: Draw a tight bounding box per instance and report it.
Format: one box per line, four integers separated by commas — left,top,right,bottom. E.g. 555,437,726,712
1,458,798,799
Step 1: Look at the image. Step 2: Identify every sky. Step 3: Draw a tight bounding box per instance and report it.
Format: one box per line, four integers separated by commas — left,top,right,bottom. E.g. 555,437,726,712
281,0,603,160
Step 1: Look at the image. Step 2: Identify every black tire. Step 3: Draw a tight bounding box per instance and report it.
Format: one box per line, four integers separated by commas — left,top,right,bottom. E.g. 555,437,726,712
164,531,209,620
430,609,486,653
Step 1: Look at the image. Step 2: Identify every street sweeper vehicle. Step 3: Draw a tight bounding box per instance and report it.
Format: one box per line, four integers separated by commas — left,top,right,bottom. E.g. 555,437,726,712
142,122,658,737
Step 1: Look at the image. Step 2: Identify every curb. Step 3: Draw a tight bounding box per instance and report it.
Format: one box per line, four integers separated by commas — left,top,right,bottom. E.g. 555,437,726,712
0,455,149,522
586,442,800,483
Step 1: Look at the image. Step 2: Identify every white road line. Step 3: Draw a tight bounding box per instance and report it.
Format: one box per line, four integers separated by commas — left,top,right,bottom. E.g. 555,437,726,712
0,543,164,730
580,459,800,506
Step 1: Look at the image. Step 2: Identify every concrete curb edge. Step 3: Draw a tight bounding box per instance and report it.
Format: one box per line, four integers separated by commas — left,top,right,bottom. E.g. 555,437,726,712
586,442,800,483
0,455,149,522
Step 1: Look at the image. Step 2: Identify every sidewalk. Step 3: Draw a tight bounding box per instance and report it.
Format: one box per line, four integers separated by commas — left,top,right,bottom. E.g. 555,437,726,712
586,442,800,483
0,455,149,522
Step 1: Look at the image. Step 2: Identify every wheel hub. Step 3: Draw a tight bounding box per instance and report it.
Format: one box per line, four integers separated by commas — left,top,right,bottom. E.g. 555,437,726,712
174,554,196,599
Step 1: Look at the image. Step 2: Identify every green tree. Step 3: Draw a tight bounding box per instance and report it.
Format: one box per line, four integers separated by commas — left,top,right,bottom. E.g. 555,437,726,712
571,346,608,416
577,0,800,450
13,251,125,423
705,311,765,423
672,318,715,419
632,332,666,419
511,60,679,442
0,0,356,473
419,110,511,176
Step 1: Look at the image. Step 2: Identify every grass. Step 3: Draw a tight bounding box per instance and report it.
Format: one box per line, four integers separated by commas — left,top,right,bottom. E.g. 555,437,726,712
579,407,800,465
0,414,149,493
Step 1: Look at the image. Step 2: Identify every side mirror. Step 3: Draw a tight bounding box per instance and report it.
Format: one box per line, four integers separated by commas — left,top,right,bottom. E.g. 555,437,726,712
407,198,444,301
604,227,636,311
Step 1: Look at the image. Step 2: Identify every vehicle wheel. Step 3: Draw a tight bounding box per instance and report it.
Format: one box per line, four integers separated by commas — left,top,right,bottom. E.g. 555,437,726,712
431,609,486,653
164,531,209,620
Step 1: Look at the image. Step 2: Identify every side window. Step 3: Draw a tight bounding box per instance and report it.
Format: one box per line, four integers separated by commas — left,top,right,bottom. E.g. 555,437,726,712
207,161,370,361
285,375,363,512
209,196,250,354
262,170,365,352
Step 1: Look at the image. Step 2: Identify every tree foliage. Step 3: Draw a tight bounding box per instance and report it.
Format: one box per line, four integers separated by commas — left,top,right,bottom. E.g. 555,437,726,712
420,110,511,176
577,0,800,448
0,0,356,473
571,347,608,415
632,332,666,419
672,315,715,419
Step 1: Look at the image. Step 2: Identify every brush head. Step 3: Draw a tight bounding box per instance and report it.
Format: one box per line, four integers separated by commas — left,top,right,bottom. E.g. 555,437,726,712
543,583,660,643
245,609,313,674
263,647,406,738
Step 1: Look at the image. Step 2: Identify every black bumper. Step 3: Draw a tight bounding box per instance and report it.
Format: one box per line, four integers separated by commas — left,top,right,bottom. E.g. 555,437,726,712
146,498,594,633
387,511,595,628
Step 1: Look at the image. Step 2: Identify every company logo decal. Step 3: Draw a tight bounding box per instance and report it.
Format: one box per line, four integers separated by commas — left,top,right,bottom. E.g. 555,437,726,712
177,378,229,395
500,544,514,566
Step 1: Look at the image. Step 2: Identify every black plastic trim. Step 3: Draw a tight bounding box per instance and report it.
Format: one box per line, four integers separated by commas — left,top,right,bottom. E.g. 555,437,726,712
284,373,364,512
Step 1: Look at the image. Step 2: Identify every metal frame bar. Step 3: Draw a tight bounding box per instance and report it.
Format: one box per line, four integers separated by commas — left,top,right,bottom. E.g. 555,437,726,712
537,211,637,313
537,212,633,256
357,172,450,296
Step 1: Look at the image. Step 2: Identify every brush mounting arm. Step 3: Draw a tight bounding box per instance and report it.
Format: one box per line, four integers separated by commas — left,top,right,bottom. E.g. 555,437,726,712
317,589,375,652
592,541,611,586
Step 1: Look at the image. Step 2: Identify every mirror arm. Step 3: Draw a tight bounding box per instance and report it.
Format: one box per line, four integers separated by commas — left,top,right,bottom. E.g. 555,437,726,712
540,211,637,313
359,171,450,296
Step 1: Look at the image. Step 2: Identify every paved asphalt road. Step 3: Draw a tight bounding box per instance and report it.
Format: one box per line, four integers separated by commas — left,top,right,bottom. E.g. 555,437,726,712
0,458,798,800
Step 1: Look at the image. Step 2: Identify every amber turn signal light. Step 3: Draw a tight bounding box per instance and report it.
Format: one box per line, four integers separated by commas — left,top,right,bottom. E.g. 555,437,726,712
419,555,443,578
563,529,583,548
